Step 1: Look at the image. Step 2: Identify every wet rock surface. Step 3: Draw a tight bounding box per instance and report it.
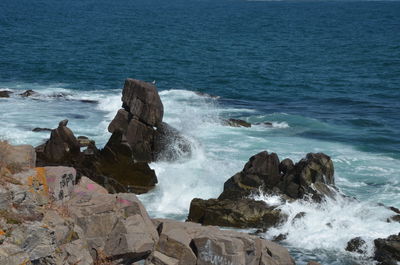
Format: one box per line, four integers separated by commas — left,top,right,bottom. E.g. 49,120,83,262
187,198,285,230
219,151,336,201
224,118,252,128
109,78,191,163
374,233,400,265
0,90,12,98
188,150,337,230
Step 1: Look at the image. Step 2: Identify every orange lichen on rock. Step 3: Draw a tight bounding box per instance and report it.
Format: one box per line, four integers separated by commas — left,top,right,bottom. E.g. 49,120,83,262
27,167,49,196
0,229,5,236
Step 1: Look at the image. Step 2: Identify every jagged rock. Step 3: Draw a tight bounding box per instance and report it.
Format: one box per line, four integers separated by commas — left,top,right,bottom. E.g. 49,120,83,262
108,79,191,163
148,219,294,265
374,233,400,265
153,122,192,161
224,118,252,128
40,119,81,163
279,158,294,175
0,90,12,98
122,78,164,127
189,151,336,230
345,237,367,254
187,198,284,229
219,151,281,200
97,130,158,193
67,183,159,263
20,89,37,97
219,151,336,201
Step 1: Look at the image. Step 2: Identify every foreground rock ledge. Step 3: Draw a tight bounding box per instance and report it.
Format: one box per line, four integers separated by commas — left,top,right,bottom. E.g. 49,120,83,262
0,141,295,265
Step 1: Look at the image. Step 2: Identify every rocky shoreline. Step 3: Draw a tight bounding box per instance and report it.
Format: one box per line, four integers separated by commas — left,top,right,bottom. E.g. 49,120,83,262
0,79,399,265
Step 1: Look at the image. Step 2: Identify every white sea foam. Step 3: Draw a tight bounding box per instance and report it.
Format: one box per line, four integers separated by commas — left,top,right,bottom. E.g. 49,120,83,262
1,83,400,264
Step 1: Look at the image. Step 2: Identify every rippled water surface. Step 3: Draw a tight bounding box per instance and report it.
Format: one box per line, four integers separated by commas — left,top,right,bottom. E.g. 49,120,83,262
1,0,400,264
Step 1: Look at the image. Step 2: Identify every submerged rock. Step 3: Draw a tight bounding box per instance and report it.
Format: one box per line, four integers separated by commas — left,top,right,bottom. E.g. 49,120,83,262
20,89,38,97
224,118,252,128
32,127,52,132
0,90,12,98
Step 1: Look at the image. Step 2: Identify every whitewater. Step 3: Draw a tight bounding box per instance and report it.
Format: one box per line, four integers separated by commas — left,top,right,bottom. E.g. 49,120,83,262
0,83,399,264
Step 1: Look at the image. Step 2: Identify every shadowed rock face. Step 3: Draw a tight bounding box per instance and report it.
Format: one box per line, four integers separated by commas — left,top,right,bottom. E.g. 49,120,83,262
122,78,164,127
188,150,337,230
219,151,336,201
108,79,191,163
374,233,400,265
42,120,81,164
35,79,192,194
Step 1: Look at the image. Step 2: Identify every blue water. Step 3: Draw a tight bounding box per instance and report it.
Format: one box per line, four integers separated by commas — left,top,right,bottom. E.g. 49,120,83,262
1,0,400,264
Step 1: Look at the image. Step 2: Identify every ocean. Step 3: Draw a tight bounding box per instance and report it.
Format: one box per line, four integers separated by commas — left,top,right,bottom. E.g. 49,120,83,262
1,0,400,264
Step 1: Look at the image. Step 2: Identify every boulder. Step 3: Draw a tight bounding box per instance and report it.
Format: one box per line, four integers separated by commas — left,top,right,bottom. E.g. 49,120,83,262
219,151,281,200
345,237,367,254
97,130,158,194
32,127,52,132
189,151,337,230
20,89,37,97
187,198,284,229
122,78,164,127
108,79,191,163
67,185,159,263
374,233,400,265
148,219,294,265
219,151,336,201
0,90,12,98
41,119,81,163
224,118,252,128
0,141,36,172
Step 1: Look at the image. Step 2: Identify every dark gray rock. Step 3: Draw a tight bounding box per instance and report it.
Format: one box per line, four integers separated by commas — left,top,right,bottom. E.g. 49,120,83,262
224,118,252,128
374,233,400,265
0,90,12,98
187,198,285,229
20,89,37,97
345,237,367,254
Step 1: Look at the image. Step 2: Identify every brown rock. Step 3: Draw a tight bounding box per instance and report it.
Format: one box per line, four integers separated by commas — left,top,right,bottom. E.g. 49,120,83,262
0,142,36,172
187,198,284,230
149,219,294,265
224,118,252,128
122,78,164,127
0,90,12,98
41,119,81,163
20,89,37,97
98,130,158,193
